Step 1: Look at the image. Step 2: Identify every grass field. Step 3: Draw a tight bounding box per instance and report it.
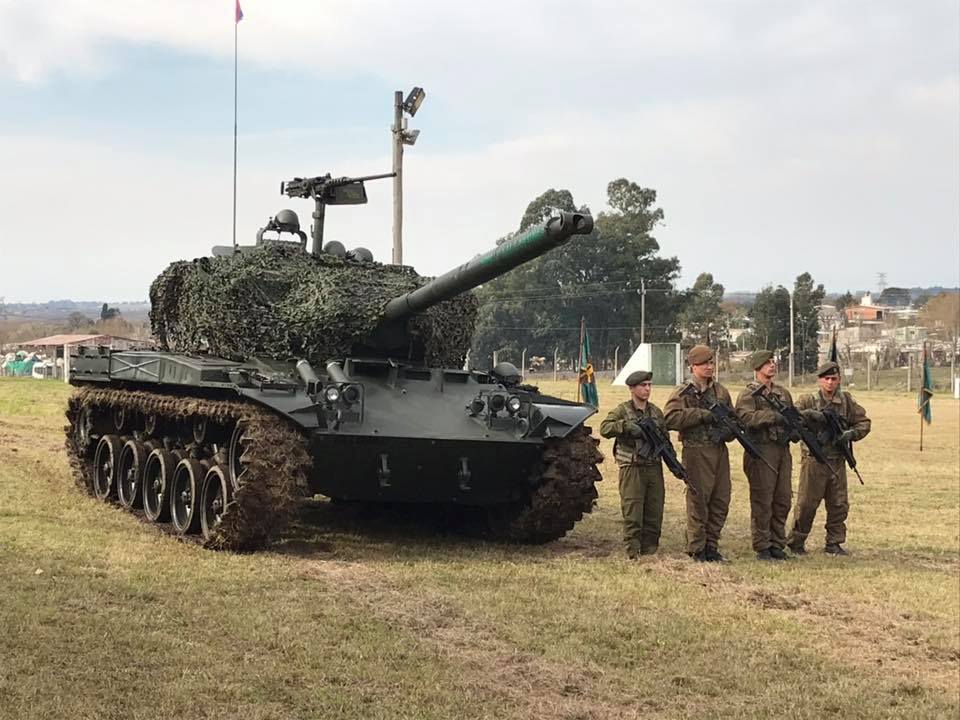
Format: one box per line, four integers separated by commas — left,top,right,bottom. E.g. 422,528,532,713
1,376,957,719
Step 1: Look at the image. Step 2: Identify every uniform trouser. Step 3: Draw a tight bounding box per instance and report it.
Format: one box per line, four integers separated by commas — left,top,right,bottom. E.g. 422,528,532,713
788,456,848,546
618,463,664,555
743,444,792,552
682,443,731,554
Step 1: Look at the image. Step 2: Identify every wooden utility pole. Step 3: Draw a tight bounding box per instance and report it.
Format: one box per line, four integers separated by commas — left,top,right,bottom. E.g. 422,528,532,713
640,279,646,344
788,290,795,388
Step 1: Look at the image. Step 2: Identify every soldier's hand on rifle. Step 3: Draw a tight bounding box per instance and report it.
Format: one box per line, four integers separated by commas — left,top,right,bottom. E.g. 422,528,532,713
627,423,647,439
801,409,825,424
838,429,855,443
696,409,715,425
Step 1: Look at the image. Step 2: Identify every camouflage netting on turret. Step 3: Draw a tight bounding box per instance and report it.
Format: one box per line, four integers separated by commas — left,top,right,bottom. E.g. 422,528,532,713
149,245,478,367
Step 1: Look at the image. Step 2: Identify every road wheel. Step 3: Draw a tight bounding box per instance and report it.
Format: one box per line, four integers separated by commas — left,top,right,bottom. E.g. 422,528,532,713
143,449,178,523
200,465,231,541
170,458,207,535
93,435,122,501
117,440,148,509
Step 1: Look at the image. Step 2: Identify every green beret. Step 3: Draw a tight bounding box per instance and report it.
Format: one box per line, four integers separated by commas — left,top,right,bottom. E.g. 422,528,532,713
625,370,653,386
816,361,840,377
687,344,714,365
750,350,774,370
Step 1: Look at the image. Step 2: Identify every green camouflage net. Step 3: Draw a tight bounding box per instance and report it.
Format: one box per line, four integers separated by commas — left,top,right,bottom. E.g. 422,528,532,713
149,245,478,367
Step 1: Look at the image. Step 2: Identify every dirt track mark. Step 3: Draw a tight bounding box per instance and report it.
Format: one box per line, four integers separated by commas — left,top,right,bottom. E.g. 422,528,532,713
298,560,642,720
641,556,960,693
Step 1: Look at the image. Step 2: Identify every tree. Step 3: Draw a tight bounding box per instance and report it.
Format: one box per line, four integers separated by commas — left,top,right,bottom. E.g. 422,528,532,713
100,303,120,321
878,287,911,307
920,293,960,342
470,179,681,368
792,272,826,374
749,285,790,357
66,312,92,331
677,273,727,347
913,292,931,309
834,291,855,312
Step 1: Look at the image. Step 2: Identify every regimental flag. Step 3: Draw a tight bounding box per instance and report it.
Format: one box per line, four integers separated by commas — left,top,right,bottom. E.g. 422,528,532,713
918,344,933,425
578,317,599,408
235,0,244,23
828,327,839,364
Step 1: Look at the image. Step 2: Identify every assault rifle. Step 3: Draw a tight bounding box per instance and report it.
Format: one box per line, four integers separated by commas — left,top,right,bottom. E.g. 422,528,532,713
751,386,840,480
823,407,865,485
635,416,696,495
679,383,778,474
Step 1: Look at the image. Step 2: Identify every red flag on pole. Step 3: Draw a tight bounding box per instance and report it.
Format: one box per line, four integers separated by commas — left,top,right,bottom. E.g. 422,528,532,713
235,0,244,23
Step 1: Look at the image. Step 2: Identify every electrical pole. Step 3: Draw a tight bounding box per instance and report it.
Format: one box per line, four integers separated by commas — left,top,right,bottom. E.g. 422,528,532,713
789,290,795,387
391,90,404,265
640,278,646,345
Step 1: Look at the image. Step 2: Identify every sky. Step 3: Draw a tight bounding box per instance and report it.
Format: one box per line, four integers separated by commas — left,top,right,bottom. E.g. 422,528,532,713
0,0,958,303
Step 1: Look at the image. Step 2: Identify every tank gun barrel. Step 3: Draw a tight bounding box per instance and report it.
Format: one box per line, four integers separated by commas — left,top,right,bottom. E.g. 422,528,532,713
382,212,593,322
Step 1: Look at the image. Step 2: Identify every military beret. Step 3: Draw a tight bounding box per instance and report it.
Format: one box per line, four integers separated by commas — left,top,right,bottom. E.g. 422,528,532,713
686,344,714,365
816,361,841,377
750,350,775,370
625,370,653,386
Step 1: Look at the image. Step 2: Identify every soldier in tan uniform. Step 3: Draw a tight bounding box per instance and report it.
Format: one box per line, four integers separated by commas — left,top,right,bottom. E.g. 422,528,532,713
735,350,795,561
664,345,733,562
599,370,666,559
787,361,871,556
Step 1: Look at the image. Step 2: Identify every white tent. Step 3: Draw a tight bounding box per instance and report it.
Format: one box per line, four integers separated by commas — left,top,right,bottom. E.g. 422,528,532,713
612,343,682,386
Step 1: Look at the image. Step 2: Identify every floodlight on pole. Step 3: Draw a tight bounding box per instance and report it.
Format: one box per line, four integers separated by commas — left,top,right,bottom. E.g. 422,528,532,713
392,86,427,265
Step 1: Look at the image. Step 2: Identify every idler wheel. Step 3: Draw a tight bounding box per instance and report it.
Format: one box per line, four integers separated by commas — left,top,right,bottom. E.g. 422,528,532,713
112,407,128,433
227,422,250,492
200,465,231,541
74,406,95,456
117,440,149,509
170,458,208,535
143,448,180,523
92,435,122,501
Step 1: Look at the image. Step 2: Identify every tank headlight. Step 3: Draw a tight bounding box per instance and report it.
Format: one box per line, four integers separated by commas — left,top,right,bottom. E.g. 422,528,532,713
324,385,341,403
342,384,361,405
506,395,522,414
489,394,506,412
469,398,486,416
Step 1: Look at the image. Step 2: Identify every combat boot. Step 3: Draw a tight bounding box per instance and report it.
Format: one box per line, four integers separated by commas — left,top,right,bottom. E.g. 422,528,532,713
824,543,850,556
769,547,791,561
705,546,726,563
687,549,708,562
788,542,807,556
755,549,773,561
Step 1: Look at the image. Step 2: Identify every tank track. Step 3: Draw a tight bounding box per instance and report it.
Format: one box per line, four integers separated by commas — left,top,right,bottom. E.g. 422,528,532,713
485,426,604,543
64,386,309,551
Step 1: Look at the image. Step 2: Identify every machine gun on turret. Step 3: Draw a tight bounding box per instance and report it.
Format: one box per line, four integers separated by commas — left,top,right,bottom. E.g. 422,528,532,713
280,172,395,255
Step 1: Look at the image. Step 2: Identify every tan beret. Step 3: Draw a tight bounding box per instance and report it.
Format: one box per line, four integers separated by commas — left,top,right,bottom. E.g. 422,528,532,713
686,344,714,365
751,350,774,370
625,370,653,386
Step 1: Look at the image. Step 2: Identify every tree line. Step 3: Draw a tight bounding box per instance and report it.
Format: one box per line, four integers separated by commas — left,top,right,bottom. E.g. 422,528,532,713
469,178,827,373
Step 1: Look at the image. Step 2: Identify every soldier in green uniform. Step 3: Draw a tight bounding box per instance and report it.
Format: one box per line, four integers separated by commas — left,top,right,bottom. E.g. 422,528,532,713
599,370,666,559
735,350,795,561
787,361,871,556
664,345,733,562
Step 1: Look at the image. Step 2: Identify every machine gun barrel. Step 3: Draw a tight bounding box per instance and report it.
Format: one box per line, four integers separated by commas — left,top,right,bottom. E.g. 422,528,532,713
281,172,396,198
823,407,865,485
679,384,778,474
635,416,696,495
382,212,593,322
751,386,841,480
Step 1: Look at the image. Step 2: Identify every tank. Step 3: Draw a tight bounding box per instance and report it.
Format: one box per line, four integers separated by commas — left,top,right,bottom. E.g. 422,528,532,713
64,172,604,550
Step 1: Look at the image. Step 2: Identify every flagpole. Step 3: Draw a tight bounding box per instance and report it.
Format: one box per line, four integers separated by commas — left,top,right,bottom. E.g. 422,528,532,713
919,342,926,452
232,14,239,249
577,316,585,403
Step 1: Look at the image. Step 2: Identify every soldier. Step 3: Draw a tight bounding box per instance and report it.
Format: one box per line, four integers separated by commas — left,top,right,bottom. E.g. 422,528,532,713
787,361,871,556
664,345,733,562
599,370,666,559
735,350,794,561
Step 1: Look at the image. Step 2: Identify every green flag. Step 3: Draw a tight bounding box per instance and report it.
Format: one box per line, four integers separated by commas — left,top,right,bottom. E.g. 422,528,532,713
578,319,599,407
918,346,933,424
